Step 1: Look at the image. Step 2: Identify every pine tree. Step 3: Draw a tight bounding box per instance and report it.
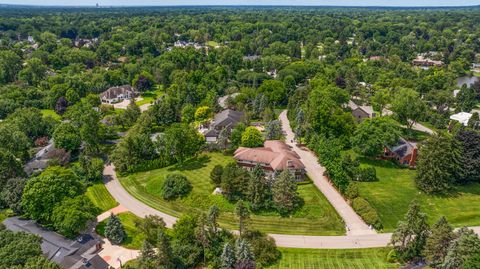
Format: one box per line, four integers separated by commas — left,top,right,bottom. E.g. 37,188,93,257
423,217,455,268
208,205,220,233
218,128,229,150
138,241,157,269
391,201,430,262
210,165,224,186
235,200,250,236
235,238,255,266
221,242,236,269
156,229,174,268
104,214,126,244
265,120,282,140
415,134,462,194
441,227,480,269
248,164,271,211
272,169,299,215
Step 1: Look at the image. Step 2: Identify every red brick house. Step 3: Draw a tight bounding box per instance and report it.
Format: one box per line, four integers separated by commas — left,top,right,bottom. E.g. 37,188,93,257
234,140,306,181
383,138,418,168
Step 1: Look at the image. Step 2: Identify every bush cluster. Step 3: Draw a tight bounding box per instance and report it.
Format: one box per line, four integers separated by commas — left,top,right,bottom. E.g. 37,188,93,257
352,197,382,229
161,174,192,200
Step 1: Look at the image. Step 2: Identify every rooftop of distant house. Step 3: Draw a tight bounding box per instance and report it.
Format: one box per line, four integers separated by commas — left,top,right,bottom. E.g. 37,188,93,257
3,217,109,269
100,85,136,100
347,100,375,116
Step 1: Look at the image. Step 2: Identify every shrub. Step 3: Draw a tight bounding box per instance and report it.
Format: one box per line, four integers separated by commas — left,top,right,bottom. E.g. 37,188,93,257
352,197,382,229
161,174,192,200
244,230,281,267
386,249,398,263
345,183,359,200
210,165,224,186
356,167,377,182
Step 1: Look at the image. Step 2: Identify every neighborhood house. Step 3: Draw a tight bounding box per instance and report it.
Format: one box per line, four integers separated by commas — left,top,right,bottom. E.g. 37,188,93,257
412,55,444,69
347,100,376,123
383,138,418,168
450,112,473,126
3,217,109,269
204,109,245,143
234,140,306,181
100,85,137,104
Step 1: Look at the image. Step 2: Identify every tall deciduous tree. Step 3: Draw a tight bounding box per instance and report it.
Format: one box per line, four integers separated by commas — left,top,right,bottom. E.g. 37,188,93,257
241,126,264,148
52,195,97,238
416,134,462,194
351,117,400,157
370,88,391,116
210,165,224,186
53,122,82,152
21,166,84,224
390,88,426,129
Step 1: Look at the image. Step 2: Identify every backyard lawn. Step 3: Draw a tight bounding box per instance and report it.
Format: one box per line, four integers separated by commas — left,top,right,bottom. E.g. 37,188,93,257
96,212,144,249
357,158,480,231
41,109,61,121
86,182,119,212
120,152,344,235
135,85,164,106
269,248,397,269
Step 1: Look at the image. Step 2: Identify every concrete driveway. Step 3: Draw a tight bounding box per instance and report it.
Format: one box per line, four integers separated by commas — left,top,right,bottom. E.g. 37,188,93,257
278,110,375,236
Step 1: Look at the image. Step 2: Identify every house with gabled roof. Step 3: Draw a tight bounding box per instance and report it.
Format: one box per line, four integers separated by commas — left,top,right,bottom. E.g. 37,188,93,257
234,140,306,181
3,217,109,269
347,100,376,123
100,85,137,104
204,109,245,143
383,137,418,168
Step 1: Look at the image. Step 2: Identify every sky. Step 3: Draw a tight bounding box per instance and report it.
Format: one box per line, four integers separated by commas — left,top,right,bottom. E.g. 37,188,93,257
1,0,479,7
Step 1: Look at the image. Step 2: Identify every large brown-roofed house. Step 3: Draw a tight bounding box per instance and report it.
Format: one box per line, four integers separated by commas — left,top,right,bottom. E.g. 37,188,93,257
234,140,306,180
347,100,376,123
100,85,137,104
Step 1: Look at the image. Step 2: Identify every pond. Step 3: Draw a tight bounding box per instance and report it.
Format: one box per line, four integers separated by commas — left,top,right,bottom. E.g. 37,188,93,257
456,76,479,87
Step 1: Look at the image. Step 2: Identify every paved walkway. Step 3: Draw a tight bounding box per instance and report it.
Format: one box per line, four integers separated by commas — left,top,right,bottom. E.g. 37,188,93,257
97,205,128,222
278,110,375,236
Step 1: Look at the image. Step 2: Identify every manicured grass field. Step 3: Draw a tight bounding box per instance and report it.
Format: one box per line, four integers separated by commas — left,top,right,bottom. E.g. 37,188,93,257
40,109,61,121
357,158,480,231
97,212,145,249
86,182,119,212
120,152,344,235
269,248,397,269
136,86,164,106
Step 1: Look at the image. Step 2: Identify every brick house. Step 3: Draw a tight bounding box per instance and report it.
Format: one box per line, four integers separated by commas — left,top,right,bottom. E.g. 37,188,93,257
383,138,418,168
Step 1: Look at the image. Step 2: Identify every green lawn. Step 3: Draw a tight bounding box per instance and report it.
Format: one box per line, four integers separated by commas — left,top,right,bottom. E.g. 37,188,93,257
136,86,164,106
86,182,119,212
357,158,480,231
97,212,145,249
206,40,219,47
120,152,344,235
41,109,61,121
269,248,397,269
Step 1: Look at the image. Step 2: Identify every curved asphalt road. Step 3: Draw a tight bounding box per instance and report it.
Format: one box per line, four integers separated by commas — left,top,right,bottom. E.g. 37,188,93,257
102,110,477,249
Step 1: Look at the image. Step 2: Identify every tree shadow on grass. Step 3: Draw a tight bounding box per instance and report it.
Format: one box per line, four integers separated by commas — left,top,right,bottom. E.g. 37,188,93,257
167,155,211,172
356,156,404,169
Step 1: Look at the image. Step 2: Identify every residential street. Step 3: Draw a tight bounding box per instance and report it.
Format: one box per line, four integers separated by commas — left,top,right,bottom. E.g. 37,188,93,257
278,110,376,236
